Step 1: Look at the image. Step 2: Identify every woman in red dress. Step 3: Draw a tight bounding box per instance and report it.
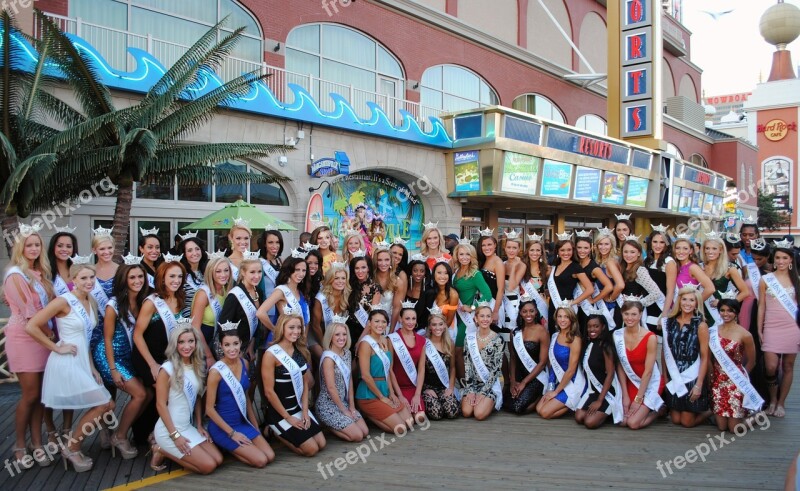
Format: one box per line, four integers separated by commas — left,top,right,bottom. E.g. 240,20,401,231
389,306,427,421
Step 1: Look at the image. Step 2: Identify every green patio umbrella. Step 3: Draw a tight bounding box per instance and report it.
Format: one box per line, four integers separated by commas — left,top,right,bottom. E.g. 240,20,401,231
182,199,297,231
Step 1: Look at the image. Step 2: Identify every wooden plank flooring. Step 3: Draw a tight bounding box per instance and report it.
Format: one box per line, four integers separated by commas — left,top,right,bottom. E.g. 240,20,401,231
0,381,796,490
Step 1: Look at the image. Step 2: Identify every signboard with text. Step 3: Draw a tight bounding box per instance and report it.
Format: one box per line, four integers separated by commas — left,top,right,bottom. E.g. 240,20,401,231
620,0,658,138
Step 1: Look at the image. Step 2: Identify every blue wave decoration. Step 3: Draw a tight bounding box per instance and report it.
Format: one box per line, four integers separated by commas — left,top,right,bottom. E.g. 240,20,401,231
1,26,453,148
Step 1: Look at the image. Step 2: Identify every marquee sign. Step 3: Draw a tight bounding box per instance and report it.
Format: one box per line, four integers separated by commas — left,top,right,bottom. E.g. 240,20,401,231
620,0,658,138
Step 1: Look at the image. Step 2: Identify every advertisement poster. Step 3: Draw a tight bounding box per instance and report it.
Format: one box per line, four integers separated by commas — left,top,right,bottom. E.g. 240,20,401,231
501,152,539,195
311,171,425,252
691,190,704,215
454,150,480,192
540,160,573,198
679,188,693,213
702,193,715,215
601,172,626,205
626,176,649,207
762,157,792,212
713,196,724,216
672,186,681,212
574,167,602,202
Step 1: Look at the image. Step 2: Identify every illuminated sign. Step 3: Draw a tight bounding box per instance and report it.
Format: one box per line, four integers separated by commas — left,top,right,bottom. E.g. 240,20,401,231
757,119,796,142
620,0,656,138
308,151,350,177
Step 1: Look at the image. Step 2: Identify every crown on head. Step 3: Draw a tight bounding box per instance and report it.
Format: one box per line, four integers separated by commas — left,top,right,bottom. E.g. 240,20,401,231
725,233,741,243
139,226,159,236
219,320,240,332
596,227,614,238
92,225,113,237
650,223,669,234
302,241,320,251
479,227,495,237
331,313,349,324
741,215,758,225
70,253,93,265
575,229,592,238
674,232,692,241
55,225,77,234
122,252,143,265
705,231,721,241
351,249,367,258
354,202,367,210
162,252,183,263
392,237,408,246
584,304,605,316
773,238,793,249
527,232,543,242
435,256,450,263
18,222,43,237
283,303,302,316
176,316,193,326
427,303,443,316
368,304,384,312
678,284,700,294
620,294,644,303
458,236,472,245
207,249,227,260
750,238,768,252
232,217,250,228
554,299,572,309
475,300,491,309
423,221,439,230
506,230,520,240
344,228,361,238
615,213,632,221
719,290,737,300
401,300,417,309
409,253,425,262
519,293,534,303
242,250,260,261
373,240,391,252
373,213,385,221
309,219,329,230
178,230,198,241
624,234,641,242
556,232,573,241
330,261,347,271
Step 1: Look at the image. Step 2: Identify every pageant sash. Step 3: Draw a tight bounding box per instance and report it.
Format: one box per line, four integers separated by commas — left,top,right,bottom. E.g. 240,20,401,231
465,333,502,410
277,285,304,321
548,332,585,411
63,292,95,346
548,269,578,314
424,340,450,388
147,274,155,289
267,345,304,409
231,263,239,283
613,329,664,411
5,266,49,310
261,259,279,285
54,275,70,297
456,301,478,333
199,285,222,322
708,327,764,412
746,262,761,301
579,342,623,423
522,280,548,322
212,360,249,421
107,297,136,347
316,292,334,326
513,330,548,386
362,335,391,380
148,294,178,337
90,279,110,314
388,332,418,386
320,350,351,398
763,273,799,320
355,304,369,328
574,283,616,329
661,318,700,397
704,295,723,326
230,286,258,338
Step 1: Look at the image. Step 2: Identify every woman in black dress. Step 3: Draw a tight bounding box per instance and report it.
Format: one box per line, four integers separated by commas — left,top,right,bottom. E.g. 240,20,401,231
477,233,505,325
346,256,381,350
503,299,549,414
575,234,613,333
546,237,594,334
576,314,621,429
614,238,664,329
644,227,677,334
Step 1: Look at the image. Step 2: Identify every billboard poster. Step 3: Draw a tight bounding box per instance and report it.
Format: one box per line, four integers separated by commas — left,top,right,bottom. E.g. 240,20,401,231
454,150,480,192
574,167,602,202
691,190,704,215
601,172,626,205
540,160,573,199
501,152,539,195
626,176,649,207
762,157,792,213
672,186,681,212
679,188,692,213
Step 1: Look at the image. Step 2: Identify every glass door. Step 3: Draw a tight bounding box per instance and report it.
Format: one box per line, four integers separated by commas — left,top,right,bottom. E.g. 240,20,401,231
379,78,398,124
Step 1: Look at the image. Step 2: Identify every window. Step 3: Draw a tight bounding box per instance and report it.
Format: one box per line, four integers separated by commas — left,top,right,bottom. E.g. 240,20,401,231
512,94,565,124
420,65,498,113
575,114,607,136
689,153,708,168
665,142,683,160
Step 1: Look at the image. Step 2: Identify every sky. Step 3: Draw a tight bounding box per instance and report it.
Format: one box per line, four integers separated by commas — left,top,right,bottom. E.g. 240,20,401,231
682,0,800,98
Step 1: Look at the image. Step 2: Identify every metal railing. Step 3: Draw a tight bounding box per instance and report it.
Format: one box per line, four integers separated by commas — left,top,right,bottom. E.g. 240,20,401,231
36,13,448,131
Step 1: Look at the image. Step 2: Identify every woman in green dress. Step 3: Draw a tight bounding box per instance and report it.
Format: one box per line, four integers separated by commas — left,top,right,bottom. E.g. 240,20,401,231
451,243,493,381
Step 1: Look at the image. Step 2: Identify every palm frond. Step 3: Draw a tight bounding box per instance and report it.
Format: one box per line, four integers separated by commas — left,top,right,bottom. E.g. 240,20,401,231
0,130,17,168
0,152,56,205
175,166,289,186
150,143,289,175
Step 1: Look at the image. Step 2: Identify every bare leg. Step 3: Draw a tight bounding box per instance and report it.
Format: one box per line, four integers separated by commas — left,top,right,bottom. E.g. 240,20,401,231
764,352,780,414
775,354,796,417
15,372,45,449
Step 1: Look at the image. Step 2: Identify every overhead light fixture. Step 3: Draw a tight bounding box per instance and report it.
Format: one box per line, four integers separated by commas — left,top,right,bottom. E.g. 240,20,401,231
563,73,607,88
273,42,281,52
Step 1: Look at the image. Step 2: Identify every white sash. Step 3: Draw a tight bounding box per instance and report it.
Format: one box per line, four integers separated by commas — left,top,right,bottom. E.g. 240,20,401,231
513,330,548,386
548,268,578,314
456,301,478,334
230,286,258,338
388,332,418,386
183,372,198,422
63,292,95,346
147,274,155,289
522,280,548,322
362,335,391,380
319,350,351,398
199,285,222,322
704,294,723,326
5,266,49,309
268,344,304,409
261,259,278,285
277,285,303,319
54,275,70,297
574,283,616,329
578,342,623,423
231,263,239,282
763,273,799,320
465,333,502,410
547,332,585,410
90,279,110,314
316,292,334,326
147,294,177,337
212,360,249,421
746,262,761,301
355,304,369,328
613,329,664,411
107,297,135,347
661,318,700,397
708,327,765,412
424,340,450,388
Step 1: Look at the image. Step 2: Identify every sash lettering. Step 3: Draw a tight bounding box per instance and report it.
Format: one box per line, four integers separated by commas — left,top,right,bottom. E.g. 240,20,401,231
355,304,369,328
54,275,70,297
547,332,585,410
268,345,305,409
424,340,450,388
278,285,308,324
708,327,764,412
199,285,222,322
147,274,155,289
613,329,664,411
513,330,548,386
522,280,548,322
746,263,761,301
231,264,239,283
578,342,623,423
316,292,334,326
90,279,110,314
63,292,95,346
456,301,477,333
5,266,49,310
320,350,351,398
230,286,258,338
661,318,700,396
574,283,616,329
362,336,391,380
388,332,418,386
763,274,798,320
212,360,250,422
107,297,135,347
261,259,278,285
148,294,178,337
465,333,502,410
548,269,578,314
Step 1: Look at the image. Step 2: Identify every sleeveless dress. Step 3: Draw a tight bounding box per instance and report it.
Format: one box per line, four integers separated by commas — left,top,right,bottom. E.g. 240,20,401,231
548,262,582,334
452,271,493,347
2,269,50,372
42,299,111,409
153,362,205,459
676,263,699,288
316,350,363,430
646,256,674,332
664,317,709,412
265,349,321,447
711,337,747,418
391,332,426,411
623,332,665,399
503,338,544,414
762,282,800,354
89,276,115,353
421,348,459,420
463,336,504,401
356,348,403,420
580,340,614,412
547,338,575,404
132,307,180,387
93,299,137,385
208,360,260,452
183,271,204,319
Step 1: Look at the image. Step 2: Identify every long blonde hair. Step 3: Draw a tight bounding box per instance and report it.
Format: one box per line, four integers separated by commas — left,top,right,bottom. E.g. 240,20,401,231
701,237,729,281
668,286,705,322
271,313,311,363
4,232,54,299
425,313,454,357
451,243,479,277
203,257,233,297
165,324,206,394
341,233,366,264
420,226,446,257
594,235,619,267
321,267,350,313
373,249,397,294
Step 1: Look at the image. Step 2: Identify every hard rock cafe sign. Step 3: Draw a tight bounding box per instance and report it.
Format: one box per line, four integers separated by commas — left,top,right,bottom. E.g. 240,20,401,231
757,119,796,142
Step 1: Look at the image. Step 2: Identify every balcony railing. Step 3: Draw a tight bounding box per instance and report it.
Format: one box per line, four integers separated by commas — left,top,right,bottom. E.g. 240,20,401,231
36,13,445,132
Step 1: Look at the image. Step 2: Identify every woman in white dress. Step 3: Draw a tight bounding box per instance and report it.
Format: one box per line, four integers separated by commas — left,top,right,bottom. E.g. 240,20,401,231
151,324,222,474
26,263,114,472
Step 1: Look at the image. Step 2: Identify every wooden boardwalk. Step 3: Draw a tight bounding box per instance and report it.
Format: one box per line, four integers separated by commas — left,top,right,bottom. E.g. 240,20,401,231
0,381,797,491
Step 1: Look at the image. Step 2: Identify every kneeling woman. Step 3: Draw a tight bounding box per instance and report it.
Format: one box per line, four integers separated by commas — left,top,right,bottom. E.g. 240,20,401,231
423,307,459,420
152,324,222,474
316,319,369,441
206,323,274,467
575,314,623,429
262,312,325,456
504,298,549,415
356,310,414,435
536,304,584,419
462,304,504,421
615,299,665,430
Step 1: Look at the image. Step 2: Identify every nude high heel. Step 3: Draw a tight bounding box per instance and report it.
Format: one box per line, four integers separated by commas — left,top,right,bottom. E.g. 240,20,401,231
61,448,93,473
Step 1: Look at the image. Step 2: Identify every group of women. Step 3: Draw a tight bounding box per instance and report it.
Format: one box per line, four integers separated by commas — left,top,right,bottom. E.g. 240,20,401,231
2,216,797,476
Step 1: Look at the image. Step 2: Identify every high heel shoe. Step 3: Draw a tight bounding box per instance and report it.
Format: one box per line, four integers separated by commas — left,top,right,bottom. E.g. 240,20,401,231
27,445,52,467
98,428,111,450
110,434,139,460
61,448,93,473
12,447,34,471
46,430,60,446
146,443,166,471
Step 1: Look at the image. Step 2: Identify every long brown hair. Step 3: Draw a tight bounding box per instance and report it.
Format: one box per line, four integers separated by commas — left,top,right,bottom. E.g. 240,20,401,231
620,240,644,282
155,261,186,312
271,313,311,363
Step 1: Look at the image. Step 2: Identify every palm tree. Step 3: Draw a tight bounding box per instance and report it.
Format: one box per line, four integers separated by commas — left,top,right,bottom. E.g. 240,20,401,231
2,10,291,258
